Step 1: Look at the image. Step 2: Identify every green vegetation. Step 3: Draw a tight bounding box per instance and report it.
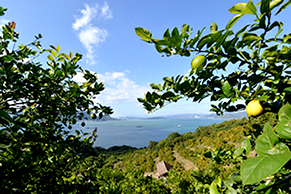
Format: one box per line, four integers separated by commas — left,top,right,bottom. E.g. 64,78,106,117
134,0,291,192
2,0,291,193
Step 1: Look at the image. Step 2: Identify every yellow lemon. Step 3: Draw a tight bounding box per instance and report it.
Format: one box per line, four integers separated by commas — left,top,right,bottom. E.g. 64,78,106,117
246,100,263,117
91,113,97,119
191,55,206,69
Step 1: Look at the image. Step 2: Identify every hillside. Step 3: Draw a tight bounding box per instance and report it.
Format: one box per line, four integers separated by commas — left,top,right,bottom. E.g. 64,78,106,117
84,112,278,193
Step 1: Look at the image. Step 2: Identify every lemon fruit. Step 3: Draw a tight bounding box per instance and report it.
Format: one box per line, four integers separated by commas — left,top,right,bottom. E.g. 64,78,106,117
91,113,97,119
246,100,263,117
191,55,206,69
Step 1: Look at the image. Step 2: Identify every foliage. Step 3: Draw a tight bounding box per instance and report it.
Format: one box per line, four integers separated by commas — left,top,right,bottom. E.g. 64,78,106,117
135,0,291,192
0,7,114,193
135,0,291,115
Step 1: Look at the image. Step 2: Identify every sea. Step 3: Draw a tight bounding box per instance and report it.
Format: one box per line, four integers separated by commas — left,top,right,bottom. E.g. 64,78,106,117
73,118,229,149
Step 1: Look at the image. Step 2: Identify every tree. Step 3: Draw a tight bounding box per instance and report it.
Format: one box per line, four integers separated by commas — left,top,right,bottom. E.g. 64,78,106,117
136,0,291,192
0,7,113,193
135,0,291,115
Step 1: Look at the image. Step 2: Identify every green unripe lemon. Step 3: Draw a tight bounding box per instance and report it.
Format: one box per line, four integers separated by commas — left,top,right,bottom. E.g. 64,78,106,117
191,55,206,69
246,100,263,117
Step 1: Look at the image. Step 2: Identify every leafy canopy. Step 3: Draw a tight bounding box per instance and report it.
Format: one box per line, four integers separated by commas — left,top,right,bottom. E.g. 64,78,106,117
0,7,113,193
136,0,291,192
135,0,291,115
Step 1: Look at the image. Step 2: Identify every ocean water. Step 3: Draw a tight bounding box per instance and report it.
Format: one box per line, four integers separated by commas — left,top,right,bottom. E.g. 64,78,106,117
74,118,228,149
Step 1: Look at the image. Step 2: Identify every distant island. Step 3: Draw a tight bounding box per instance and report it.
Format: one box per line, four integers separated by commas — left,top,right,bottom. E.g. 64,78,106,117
165,111,247,119
80,111,247,122
117,111,247,121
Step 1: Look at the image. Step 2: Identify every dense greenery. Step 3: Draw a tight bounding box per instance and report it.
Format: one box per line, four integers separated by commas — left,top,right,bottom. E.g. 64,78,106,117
0,6,115,193
2,0,291,193
135,0,291,192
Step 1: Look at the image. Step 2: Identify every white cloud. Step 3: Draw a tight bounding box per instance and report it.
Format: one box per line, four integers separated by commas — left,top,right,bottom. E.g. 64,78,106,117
72,4,98,31
100,2,113,19
97,71,151,104
73,70,151,105
72,2,113,65
78,25,108,64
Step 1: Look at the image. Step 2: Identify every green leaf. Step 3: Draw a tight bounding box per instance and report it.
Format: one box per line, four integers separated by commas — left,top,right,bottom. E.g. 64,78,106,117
47,55,54,61
163,29,170,39
276,118,291,140
0,7,7,16
51,50,57,58
241,139,251,155
163,77,174,83
278,103,291,121
260,0,270,15
270,0,284,10
234,147,244,157
215,30,232,49
135,27,153,42
235,24,250,37
241,151,291,185
255,123,289,156
0,110,12,120
0,143,11,149
276,0,290,15
226,14,244,30
181,24,190,35
2,55,14,62
56,45,61,53
210,23,218,32
49,45,57,50
244,0,257,16
228,3,247,14
283,34,291,43
63,53,70,60
222,81,231,97
226,187,237,194
171,27,179,37
197,35,211,49
210,181,219,194
242,33,261,43
150,83,160,90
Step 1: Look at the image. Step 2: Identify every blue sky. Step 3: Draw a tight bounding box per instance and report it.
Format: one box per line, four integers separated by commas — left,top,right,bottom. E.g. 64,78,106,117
1,1,291,117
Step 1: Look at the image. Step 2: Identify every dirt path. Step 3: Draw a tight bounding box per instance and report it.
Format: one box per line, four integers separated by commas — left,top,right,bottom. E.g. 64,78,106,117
173,150,198,170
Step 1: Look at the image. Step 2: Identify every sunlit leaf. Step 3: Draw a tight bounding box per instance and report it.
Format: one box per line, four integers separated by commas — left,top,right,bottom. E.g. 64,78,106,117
210,23,218,32
229,3,247,14
210,181,219,194
226,14,244,30
255,123,289,156
135,27,153,42
276,0,290,15
63,53,70,60
260,0,270,15
56,45,61,53
51,50,57,57
276,118,291,139
241,151,291,185
47,55,54,61
270,0,284,10
278,103,291,121
244,1,257,16
241,139,251,155
222,81,231,97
